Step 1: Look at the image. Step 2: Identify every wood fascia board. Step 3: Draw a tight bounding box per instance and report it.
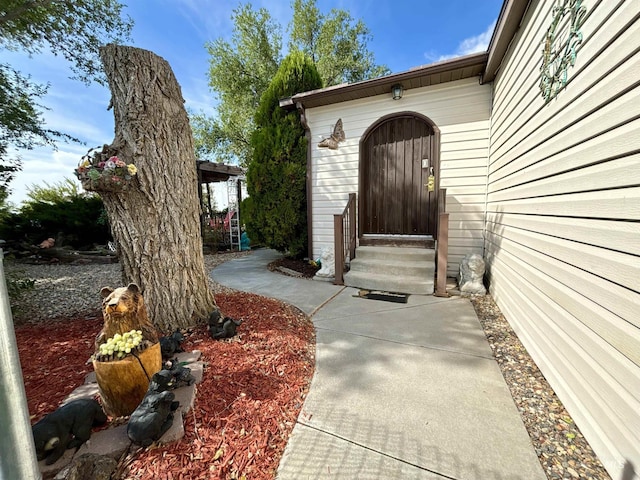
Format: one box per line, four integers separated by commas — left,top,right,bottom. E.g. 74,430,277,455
285,52,488,109
197,162,243,174
483,0,531,83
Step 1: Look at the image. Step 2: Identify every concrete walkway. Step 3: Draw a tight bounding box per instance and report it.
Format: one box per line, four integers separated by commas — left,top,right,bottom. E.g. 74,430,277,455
211,249,546,480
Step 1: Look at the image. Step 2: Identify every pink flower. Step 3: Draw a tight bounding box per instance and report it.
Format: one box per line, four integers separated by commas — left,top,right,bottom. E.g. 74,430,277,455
115,159,126,168
98,162,106,169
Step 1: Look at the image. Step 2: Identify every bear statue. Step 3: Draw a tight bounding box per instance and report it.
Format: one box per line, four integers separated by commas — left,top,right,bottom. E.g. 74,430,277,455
159,329,185,360
32,399,107,465
163,359,196,388
95,283,159,350
93,283,162,417
208,311,243,340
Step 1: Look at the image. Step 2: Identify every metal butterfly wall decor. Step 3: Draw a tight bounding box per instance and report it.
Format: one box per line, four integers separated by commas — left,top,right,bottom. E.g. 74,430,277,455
318,118,345,149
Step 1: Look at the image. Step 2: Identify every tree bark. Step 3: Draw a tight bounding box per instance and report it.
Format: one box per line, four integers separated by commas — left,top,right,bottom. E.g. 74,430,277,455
97,44,218,332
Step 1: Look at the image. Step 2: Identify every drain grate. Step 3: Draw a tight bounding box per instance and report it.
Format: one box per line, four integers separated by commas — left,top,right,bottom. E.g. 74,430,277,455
355,290,409,303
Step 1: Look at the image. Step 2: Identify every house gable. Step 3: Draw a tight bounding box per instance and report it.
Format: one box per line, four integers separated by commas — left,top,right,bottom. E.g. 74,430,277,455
303,76,491,275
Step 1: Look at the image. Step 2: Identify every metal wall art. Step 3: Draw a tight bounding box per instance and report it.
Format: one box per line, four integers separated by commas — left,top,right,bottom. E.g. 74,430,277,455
318,118,345,149
539,0,587,103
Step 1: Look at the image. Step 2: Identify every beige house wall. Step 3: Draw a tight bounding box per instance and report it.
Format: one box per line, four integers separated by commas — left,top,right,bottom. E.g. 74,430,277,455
306,77,492,276
485,1,640,478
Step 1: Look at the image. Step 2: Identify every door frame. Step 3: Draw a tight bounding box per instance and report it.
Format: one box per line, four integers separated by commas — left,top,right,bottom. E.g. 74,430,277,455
358,111,441,244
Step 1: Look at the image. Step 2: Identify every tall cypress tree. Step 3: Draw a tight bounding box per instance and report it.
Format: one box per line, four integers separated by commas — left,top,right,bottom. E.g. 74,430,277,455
246,51,322,258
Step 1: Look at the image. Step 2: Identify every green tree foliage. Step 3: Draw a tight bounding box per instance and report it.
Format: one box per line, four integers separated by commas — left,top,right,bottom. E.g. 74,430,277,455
201,4,282,166
289,0,390,85
0,186,14,223
0,0,133,84
194,0,388,166
25,177,83,204
245,51,322,258
0,177,110,248
0,1,133,192
0,64,61,191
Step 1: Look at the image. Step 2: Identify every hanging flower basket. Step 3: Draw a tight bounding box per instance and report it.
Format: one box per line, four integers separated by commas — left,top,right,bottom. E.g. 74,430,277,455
75,147,138,193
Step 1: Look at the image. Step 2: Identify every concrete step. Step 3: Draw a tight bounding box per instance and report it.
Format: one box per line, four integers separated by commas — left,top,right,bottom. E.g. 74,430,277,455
344,270,434,295
348,257,433,277
343,245,435,295
354,245,434,262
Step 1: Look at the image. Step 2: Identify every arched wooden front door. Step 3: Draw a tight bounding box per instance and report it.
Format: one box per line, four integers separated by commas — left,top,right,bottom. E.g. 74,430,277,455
359,112,439,241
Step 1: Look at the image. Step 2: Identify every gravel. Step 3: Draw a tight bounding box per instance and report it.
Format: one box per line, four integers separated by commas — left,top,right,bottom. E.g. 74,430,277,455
5,252,249,324
5,254,611,479
471,295,611,480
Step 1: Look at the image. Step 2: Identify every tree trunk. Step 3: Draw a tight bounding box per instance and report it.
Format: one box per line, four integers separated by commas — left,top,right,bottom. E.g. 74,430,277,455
97,44,218,332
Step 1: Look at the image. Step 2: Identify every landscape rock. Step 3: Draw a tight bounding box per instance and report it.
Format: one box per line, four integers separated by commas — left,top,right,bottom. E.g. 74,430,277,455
53,453,116,480
76,424,130,460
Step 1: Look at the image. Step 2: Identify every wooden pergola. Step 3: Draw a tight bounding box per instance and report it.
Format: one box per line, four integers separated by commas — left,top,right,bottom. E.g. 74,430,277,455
196,160,244,184
196,161,245,250
196,160,244,209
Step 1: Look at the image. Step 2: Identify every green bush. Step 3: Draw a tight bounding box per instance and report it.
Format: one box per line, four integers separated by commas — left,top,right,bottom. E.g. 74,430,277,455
0,195,110,249
246,51,322,258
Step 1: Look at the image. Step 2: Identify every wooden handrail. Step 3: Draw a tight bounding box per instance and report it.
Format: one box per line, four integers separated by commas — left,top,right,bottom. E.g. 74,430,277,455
334,193,356,285
435,188,449,297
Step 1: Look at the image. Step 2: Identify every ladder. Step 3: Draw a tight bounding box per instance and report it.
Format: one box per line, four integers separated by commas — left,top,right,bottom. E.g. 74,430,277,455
227,178,242,250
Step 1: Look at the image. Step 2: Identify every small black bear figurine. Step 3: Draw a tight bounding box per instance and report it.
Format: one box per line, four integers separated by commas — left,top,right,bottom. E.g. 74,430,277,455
164,359,196,388
148,369,175,392
127,371,180,446
159,329,185,360
32,399,107,465
208,313,243,340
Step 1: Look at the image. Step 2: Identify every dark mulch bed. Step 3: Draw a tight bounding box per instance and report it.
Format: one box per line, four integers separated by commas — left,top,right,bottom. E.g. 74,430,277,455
267,257,319,278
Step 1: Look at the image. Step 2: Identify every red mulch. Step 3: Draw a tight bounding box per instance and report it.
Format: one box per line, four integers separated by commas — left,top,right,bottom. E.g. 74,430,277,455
16,312,102,421
16,291,315,480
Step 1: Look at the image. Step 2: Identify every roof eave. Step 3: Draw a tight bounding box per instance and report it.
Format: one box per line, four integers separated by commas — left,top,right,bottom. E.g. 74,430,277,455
483,0,531,83
286,51,488,109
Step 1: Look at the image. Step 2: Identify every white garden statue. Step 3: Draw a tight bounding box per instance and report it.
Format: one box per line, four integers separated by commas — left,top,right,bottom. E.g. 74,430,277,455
315,247,335,279
458,253,486,295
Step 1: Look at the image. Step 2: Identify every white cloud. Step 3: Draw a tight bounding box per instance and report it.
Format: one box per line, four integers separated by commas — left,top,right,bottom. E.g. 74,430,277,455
7,146,87,206
425,20,497,63
172,0,237,42
457,20,497,55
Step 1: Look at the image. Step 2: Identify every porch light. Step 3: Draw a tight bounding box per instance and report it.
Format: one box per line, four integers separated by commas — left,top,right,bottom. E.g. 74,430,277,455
392,84,404,100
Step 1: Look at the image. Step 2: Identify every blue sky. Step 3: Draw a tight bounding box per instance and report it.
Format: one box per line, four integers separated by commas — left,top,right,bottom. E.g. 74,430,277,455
2,0,503,206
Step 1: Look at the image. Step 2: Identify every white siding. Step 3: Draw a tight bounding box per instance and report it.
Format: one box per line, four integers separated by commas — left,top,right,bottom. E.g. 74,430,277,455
307,77,491,276
486,1,640,479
